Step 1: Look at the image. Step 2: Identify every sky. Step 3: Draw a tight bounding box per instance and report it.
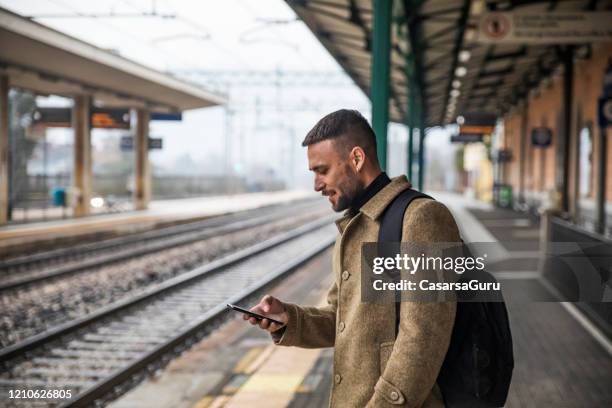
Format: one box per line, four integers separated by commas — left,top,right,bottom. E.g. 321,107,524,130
2,0,454,189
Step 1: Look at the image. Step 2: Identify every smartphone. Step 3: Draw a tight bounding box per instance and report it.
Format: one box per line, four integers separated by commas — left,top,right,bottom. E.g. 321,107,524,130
227,303,285,326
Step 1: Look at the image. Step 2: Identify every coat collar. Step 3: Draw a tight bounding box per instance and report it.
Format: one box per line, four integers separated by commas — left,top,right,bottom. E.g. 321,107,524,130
334,175,412,233
360,175,412,220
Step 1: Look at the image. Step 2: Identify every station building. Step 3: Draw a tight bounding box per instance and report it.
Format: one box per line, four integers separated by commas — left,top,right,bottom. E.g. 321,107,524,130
285,0,612,240
0,7,224,225
286,0,612,331
501,43,612,235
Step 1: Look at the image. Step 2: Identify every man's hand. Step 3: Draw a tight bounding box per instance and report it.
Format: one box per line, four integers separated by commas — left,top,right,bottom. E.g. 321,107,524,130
244,294,288,333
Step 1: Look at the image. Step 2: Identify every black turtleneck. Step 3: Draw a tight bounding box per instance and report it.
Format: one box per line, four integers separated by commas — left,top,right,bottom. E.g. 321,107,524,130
350,172,391,214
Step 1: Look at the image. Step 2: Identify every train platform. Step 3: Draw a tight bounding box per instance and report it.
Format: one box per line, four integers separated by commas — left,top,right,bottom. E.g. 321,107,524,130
108,245,335,408
0,190,315,256
106,191,611,408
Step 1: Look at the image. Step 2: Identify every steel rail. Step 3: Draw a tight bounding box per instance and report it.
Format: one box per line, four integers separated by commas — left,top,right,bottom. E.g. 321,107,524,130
0,201,324,292
0,216,335,364
0,198,318,271
60,233,335,408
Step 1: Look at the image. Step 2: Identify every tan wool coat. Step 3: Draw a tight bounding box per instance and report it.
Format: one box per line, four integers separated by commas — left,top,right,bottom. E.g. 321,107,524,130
276,175,461,407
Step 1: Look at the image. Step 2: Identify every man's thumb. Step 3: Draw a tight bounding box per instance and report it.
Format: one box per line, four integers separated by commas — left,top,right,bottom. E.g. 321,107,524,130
262,295,273,312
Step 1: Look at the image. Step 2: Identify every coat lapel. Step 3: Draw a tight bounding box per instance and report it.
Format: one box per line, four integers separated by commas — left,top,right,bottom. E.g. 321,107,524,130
359,175,412,221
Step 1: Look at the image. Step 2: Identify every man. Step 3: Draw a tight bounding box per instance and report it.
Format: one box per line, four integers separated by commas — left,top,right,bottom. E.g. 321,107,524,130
244,109,461,407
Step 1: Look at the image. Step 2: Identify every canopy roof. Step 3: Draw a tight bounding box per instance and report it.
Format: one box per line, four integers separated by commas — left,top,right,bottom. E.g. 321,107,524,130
287,0,611,126
0,7,225,112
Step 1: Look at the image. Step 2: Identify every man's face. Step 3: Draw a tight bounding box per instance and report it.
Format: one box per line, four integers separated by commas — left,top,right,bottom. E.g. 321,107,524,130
307,139,364,212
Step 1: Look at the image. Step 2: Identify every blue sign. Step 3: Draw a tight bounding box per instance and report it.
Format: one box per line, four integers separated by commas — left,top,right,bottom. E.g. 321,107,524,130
151,112,182,121
603,61,612,98
531,127,552,147
120,136,134,150
598,97,612,128
120,136,163,150
149,137,163,149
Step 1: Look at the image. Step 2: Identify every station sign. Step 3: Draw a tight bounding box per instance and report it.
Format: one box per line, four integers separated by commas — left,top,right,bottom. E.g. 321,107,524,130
598,97,612,128
32,107,71,128
32,107,131,129
495,149,513,163
598,61,612,128
150,112,182,121
477,12,612,44
451,133,484,144
120,136,163,151
120,136,134,150
149,137,163,149
531,127,552,147
604,62,612,97
459,125,495,135
461,112,497,127
90,108,130,129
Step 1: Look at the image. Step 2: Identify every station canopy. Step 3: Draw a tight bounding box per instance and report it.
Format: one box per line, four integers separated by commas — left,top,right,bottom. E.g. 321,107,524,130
0,7,225,113
287,0,612,127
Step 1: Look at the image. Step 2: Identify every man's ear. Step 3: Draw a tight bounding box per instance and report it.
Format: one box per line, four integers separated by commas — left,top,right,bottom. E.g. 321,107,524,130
350,146,366,172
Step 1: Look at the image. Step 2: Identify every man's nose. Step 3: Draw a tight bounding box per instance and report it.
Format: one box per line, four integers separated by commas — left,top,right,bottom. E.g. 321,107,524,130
314,177,324,192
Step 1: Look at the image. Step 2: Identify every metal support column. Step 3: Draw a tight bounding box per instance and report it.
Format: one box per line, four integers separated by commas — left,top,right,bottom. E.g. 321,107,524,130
71,94,92,217
519,101,528,205
418,116,425,191
370,0,392,170
134,109,150,210
0,75,8,224
407,124,414,180
558,46,574,213
407,87,415,181
596,125,607,235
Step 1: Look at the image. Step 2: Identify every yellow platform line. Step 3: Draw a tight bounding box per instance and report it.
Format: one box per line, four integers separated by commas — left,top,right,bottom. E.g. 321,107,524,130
225,347,322,408
194,395,231,408
243,344,275,375
192,396,215,408
233,346,265,374
193,282,330,408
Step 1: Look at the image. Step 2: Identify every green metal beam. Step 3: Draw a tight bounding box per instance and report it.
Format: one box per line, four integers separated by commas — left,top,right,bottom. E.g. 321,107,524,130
418,119,425,191
370,0,392,170
402,0,427,125
407,94,415,180
408,79,421,184
405,50,415,181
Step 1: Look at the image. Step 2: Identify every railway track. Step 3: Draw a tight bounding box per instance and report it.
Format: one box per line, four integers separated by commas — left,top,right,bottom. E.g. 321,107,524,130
0,217,336,407
0,198,324,292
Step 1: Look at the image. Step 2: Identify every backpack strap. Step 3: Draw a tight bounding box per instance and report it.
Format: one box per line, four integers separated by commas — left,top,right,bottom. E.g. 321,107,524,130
377,188,432,338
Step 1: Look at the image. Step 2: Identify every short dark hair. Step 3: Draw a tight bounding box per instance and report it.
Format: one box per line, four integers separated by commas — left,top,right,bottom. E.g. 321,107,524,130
302,109,378,161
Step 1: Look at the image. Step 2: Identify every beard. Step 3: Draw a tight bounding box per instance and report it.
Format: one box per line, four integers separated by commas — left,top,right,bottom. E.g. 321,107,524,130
333,194,352,212
331,166,365,212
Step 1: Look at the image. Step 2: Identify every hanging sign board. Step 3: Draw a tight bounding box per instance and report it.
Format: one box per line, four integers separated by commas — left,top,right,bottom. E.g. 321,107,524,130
598,97,612,128
150,112,182,121
462,112,497,126
531,127,553,147
148,137,163,149
598,62,612,128
477,12,612,44
120,136,134,151
32,107,131,129
496,149,513,163
32,107,71,128
604,63,612,98
90,108,130,129
451,133,484,143
459,125,495,135
120,136,163,150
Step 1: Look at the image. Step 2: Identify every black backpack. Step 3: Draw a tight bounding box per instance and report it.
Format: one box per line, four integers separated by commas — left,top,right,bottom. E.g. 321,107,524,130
378,188,514,408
